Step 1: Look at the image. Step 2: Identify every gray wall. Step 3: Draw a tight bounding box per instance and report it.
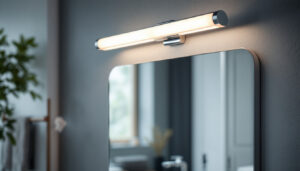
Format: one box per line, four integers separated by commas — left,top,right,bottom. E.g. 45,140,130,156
0,0,48,170
59,0,300,171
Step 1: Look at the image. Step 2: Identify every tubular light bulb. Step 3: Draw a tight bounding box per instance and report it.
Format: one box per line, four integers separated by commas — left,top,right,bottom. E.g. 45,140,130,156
95,10,228,51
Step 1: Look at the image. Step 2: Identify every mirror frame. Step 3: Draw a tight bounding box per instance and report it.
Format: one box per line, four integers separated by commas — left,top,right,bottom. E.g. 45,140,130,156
108,48,261,171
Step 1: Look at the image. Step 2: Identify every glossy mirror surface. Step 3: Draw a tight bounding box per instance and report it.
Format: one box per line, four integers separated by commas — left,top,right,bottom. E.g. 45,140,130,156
109,49,259,171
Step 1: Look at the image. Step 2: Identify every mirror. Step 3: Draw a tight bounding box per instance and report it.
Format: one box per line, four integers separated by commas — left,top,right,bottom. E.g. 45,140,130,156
108,49,259,171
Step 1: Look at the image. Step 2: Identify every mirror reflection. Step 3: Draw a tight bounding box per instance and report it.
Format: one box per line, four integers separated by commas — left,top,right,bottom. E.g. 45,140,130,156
109,50,255,171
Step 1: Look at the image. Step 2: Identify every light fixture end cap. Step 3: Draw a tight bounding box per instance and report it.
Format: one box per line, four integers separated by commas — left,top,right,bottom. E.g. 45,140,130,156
213,10,228,26
95,39,100,50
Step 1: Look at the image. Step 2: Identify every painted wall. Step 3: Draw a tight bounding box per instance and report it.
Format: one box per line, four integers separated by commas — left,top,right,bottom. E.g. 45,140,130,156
0,0,48,170
59,0,300,170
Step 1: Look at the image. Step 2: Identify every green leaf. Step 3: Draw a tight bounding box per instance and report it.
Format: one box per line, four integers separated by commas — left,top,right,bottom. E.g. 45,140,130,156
0,29,41,144
20,35,25,44
9,90,19,98
5,106,13,116
30,91,41,100
27,37,37,47
36,94,42,100
12,41,19,48
6,132,16,145
6,118,16,128
0,129,5,140
6,122,14,131
9,119,16,124
0,35,8,46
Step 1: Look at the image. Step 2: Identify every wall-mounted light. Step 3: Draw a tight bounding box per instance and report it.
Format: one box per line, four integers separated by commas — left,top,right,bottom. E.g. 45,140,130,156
95,10,228,51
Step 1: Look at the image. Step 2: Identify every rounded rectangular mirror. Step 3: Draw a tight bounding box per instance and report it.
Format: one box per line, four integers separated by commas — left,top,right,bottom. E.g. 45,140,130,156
108,49,260,171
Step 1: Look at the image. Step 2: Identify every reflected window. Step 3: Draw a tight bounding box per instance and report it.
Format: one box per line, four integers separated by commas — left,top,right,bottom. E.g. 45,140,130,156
109,65,137,144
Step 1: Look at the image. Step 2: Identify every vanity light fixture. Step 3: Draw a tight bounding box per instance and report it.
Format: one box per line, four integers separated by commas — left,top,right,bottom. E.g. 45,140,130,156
95,10,228,51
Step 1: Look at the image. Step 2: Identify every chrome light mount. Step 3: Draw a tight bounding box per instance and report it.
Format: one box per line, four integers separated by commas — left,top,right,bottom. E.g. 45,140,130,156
161,10,227,47
163,35,186,46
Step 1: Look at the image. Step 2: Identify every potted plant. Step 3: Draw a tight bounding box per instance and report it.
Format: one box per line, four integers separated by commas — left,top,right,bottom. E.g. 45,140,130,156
0,28,41,145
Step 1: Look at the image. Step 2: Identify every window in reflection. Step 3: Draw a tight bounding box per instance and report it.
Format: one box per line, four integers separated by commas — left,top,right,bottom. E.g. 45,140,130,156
109,65,137,144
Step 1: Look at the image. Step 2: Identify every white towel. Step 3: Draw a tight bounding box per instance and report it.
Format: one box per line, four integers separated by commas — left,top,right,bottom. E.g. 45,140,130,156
0,117,31,171
12,117,30,171
0,138,12,171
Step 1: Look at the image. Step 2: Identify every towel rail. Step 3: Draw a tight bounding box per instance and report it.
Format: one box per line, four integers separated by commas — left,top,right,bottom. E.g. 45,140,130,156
1,98,52,171
29,116,49,122
2,114,48,123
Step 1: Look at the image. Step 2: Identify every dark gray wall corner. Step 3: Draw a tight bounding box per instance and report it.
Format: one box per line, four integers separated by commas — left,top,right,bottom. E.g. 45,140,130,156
59,0,300,171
